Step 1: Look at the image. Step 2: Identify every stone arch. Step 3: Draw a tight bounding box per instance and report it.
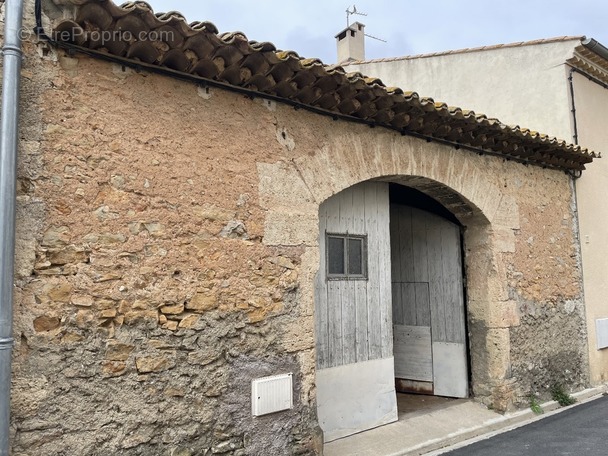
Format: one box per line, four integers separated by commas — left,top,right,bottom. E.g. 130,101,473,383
259,131,522,410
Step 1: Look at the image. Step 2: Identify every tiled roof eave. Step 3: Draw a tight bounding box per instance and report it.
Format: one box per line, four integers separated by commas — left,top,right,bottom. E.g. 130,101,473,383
42,0,599,172
568,47,608,87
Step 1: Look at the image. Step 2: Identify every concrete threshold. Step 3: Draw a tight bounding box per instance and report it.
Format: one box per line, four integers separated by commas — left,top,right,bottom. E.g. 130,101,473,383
323,385,607,456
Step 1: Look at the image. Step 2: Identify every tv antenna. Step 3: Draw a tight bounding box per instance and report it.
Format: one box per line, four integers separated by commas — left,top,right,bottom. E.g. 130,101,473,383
345,5,387,43
346,5,367,27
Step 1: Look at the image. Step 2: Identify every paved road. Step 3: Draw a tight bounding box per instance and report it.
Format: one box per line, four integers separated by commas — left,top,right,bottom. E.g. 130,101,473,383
443,395,608,456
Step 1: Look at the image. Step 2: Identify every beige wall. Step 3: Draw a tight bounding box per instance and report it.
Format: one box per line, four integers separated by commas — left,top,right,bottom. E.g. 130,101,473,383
7,38,590,454
572,71,608,384
347,40,579,142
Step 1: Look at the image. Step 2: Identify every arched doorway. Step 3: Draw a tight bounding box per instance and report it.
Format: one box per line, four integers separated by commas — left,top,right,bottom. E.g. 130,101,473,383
315,179,478,442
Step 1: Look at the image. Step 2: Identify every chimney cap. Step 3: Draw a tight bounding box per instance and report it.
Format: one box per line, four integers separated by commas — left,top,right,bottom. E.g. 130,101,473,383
334,21,365,39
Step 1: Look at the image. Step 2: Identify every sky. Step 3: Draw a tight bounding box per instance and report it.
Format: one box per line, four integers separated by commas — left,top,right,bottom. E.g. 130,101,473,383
143,1,608,64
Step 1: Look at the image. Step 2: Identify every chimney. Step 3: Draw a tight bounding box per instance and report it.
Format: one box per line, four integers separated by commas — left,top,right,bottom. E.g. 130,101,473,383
335,22,365,64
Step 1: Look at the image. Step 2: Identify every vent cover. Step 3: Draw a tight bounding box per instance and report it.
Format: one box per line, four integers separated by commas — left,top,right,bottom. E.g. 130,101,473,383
251,373,293,416
597,318,608,350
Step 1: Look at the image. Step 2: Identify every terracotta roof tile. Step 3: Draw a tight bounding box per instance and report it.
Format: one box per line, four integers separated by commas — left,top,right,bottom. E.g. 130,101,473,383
568,45,608,85
44,1,597,171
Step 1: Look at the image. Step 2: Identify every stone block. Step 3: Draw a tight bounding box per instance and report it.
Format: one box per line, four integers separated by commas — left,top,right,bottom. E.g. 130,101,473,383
61,332,84,344
92,272,123,283
486,328,511,380
96,299,116,310
164,321,179,331
187,349,223,366
247,307,270,324
33,316,60,332
132,299,150,310
186,293,218,312
469,300,520,328
100,309,117,319
83,233,126,244
58,54,79,73
47,282,73,302
71,295,93,307
269,256,296,269
124,310,158,327
212,439,243,454
160,304,185,315
488,300,520,328
144,222,165,237
192,203,234,222
493,195,520,229
164,388,186,398
491,382,517,412
219,220,248,239
41,226,70,248
178,314,200,329
135,354,176,373
493,227,516,253
48,245,89,265
263,212,318,246
128,222,144,235
105,342,134,361
102,361,127,377
257,162,317,213
15,238,36,278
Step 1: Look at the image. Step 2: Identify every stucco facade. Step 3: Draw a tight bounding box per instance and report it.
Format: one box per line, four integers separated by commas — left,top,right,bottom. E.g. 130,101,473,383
573,70,608,385
346,37,608,386
0,2,599,454
346,39,579,141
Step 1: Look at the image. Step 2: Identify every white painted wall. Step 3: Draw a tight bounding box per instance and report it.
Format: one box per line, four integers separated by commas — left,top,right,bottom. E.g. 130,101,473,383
346,40,579,142
572,71,608,384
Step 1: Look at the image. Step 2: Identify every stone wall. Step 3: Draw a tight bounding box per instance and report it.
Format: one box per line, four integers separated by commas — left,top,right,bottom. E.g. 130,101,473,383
11,45,321,455
508,176,589,403
6,24,589,456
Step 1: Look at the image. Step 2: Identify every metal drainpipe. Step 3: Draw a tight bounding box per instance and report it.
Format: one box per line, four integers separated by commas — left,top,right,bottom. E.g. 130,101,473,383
0,0,24,454
582,38,608,61
568,68,579,146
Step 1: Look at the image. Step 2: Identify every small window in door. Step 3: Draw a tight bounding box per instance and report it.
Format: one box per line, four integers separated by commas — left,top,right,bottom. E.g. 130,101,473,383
326,233,367,280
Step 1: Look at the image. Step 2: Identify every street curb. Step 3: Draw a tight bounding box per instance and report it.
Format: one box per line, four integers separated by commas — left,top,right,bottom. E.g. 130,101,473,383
398,384,608,456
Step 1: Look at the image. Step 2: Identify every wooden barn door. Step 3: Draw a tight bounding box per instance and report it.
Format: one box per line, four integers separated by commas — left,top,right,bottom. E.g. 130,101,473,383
315,182,397,442
390,204,468,398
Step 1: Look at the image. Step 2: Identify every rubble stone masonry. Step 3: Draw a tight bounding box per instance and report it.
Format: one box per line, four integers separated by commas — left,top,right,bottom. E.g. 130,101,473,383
2,15,589,455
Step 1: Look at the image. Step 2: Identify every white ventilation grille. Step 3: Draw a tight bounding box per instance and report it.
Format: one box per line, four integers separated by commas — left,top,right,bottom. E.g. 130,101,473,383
596,318,608,350
251,373,293,416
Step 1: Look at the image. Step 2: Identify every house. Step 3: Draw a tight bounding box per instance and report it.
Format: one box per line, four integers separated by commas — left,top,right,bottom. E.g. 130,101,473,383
0,0,600,454
342,31,608,387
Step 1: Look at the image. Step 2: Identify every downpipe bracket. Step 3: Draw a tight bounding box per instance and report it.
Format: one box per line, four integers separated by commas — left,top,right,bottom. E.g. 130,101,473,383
0,338,14,351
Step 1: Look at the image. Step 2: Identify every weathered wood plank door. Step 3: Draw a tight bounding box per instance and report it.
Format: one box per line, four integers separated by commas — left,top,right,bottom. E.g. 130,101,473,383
390,204,468,398
315,182,397,442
